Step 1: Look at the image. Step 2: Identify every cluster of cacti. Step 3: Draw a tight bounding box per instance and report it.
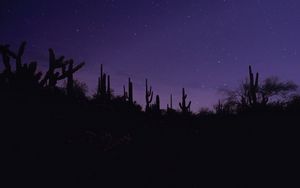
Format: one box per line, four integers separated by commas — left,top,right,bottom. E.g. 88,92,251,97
40,48,85,95
145,79,153,111
214,100,225,114
179,88,191,113
123,78,133,104
0,42,85,96
147,94,160,113
96,64,111,100
1,42,201,113
0,42,42,85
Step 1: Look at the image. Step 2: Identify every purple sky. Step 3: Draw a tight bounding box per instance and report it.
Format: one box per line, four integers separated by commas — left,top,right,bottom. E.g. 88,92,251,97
1,0,300,111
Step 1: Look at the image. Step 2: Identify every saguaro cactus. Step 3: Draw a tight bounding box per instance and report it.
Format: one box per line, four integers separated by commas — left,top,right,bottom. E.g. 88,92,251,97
40,48,84,90
0,42,42,84
123,77,133,104
123,85,127,101
97,64,111,99
167,94,173,110
179,88,191,113
15,42,26,73
145,79,153,111
0,44,12,73
155,95,160,111
107,75,111,100
248,65,259,106
128,78,133,104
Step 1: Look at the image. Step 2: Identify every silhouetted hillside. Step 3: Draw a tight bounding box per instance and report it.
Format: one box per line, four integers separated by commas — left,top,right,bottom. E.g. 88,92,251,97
1,42,300,187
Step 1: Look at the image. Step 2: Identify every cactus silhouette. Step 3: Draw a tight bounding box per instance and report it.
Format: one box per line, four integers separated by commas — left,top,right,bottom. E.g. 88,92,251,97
0,42,26,73
123,78,133,104
62,59,85,96
107,75,111,100
97,64,111,100
40,48,84,91
128,78,133,104
248,65,259,107
145,79,153,111
14,42,26,73
167,94,173,110
0,42,42,86
179,88,191,113
123,85,128,102
40,48,65,87
0,44,13,73
214,100,226,114
155,95,160,111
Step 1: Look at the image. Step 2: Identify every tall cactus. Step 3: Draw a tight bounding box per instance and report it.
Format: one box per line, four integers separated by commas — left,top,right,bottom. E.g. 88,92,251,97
123,85,127,102
145,79,153,111
0,44,12,73
15,42,26,73
1,42,26,73
67,60,74,95
107,75,111,100
0,42,84,93
128,78,133,104
40,48,84,90
167,94,173,110
155,95,160,111
179,88,191,113
248,65,259,106
0,42,42,84
40,48,65,87
123,78,133,104
97,64,111,99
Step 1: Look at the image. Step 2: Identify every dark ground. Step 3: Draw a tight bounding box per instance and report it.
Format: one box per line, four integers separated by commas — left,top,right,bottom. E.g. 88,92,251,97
2,95,299,188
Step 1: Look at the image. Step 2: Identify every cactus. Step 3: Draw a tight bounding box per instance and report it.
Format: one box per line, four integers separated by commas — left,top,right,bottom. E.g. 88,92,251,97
40,49,84,91
214,100,224,114
61,60,73,95
107,75,111,100
167,94,173,110
248,66,259,106
179,88,191,113
123,85,127,101
1,41,26,73
128,78,133,104
0,44,13,73
40,48,65,87
155,95,160,111
66,60,74,96
145,79,153,111
58,59,84,95
15,42,26,73
122,78,133,104
0,42,42,84
96,64,111,99
0,42,84,96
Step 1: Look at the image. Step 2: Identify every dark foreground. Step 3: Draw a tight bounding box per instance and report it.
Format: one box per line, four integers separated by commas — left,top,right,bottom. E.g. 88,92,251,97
2,100,299,188
1,42,299,187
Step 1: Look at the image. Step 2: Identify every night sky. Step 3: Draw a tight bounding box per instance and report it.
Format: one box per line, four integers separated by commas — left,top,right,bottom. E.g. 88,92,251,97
1,0,300,111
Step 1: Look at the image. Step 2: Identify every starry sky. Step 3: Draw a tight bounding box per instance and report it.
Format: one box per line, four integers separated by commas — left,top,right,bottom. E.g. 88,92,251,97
1,0,300,111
